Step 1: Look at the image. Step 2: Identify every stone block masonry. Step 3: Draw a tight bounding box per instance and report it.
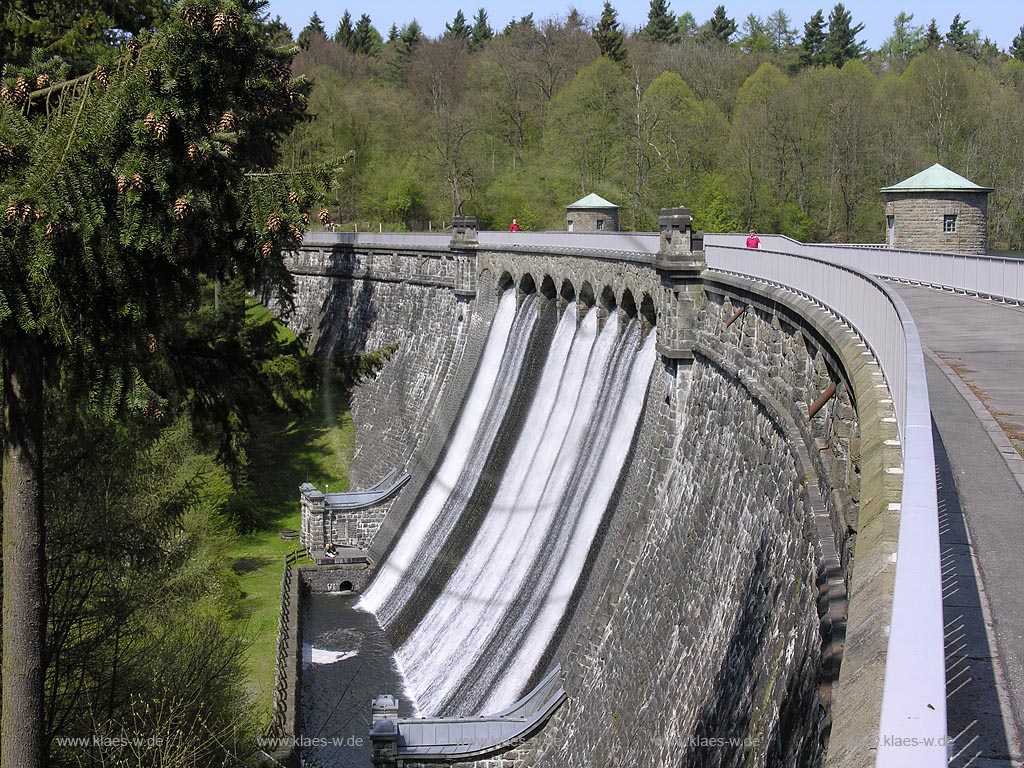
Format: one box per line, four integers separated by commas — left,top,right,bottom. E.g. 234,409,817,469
283,228,902,768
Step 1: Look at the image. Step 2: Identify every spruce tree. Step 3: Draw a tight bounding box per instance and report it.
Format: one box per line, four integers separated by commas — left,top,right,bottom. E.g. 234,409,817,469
703,5,737,43
446,10,472,41
924,18,942,48
1012,25,1024,61
335,10,355,47
593,1,628,62
470,8,494,52
823,3,865,66
945,14,974,54
645,0,679,44
798,9,827,67
350,13,381,55
299,11,326,45
0,3,322,765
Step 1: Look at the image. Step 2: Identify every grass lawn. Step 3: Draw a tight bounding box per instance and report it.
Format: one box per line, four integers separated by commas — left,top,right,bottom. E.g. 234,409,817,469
228,376,355,721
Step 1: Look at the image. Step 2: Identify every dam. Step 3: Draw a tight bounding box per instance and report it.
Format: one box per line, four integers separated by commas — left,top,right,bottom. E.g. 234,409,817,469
270,211,968,768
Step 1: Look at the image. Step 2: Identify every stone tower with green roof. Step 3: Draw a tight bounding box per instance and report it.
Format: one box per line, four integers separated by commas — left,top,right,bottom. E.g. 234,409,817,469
881,163,993,254
565,193,619,232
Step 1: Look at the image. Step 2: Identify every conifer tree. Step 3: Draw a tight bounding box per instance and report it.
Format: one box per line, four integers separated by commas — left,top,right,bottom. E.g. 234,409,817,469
470,8,494,51
945,14,975,55
388,23,399,43
1012,25,1024,61
645,0,679,44
823,3,865,66
335,10,355,47
0,3,324,765
350,13,381,55
299,10,326,45
798,9,827,67
924,18,942,48
446,10,472,41
593,1,627,63
703,5,737,43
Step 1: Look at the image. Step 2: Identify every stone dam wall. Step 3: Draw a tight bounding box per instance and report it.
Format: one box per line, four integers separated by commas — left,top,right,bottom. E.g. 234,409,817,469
280,235,897,768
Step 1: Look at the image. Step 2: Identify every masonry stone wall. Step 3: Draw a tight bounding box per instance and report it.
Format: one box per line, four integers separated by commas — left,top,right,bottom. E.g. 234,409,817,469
285,238,901,768
885,191,988,254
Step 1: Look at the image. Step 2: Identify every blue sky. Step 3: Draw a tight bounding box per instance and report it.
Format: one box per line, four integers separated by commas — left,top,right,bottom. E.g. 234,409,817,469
262,0,1020,51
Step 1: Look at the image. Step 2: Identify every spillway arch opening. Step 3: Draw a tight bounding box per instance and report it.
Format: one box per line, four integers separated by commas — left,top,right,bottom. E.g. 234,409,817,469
518,273,537,309
539,274,557,311
558,279,576,317
577,281,596,323
498,271,515,295
599,285,617,328
640,293,656,335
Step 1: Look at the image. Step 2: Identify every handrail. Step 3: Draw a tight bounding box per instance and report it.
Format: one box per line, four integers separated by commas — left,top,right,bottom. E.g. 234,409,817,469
704,235,945,766
713,232,1024,304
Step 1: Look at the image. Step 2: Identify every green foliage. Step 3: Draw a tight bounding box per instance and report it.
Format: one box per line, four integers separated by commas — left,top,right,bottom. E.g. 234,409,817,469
702,5,737,44
44,409,257,767
1012,26,1024,61
445,10,471,41
334,10,354,47
645,0,679,44
823,3,866,67
798,10,826,67
470,8,494,52
593,2,627,63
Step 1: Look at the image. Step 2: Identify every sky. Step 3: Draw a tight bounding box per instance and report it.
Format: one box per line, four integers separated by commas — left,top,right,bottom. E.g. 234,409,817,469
262,0,1021,52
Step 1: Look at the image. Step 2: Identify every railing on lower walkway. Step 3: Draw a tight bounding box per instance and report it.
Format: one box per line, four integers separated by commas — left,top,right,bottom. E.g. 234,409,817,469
705,234,945,768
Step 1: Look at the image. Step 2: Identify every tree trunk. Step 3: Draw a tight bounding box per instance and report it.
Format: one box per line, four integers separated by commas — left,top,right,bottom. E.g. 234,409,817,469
2,334,46,768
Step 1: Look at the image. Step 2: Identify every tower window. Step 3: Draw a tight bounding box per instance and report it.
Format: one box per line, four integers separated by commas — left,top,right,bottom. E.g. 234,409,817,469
596,219,604,230
943,214,957,233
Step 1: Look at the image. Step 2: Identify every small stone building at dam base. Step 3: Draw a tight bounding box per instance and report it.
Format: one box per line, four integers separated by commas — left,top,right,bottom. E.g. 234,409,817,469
275,214,932,768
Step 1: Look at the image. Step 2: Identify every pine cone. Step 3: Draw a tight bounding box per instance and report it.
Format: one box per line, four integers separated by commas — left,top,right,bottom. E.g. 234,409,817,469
155,115,170,141
301,212,310,226
148,335,158,353
0,142,13,163
144,112,157,132
318,207,333,226
212,11,228,36
173,196,190,220
117,175,129,193
93,66,109,88
7,202,19,220
287,221,302,239
132,173,143,190
288,190,299,205
182,4,206,27
35,73,50,89
267,211,282,233
260,240,274,258
217,109,235,132
14,76,29,100
187,141,202,160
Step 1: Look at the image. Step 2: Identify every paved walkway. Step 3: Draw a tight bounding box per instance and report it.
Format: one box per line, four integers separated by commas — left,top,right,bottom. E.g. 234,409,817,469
893,284,1024,767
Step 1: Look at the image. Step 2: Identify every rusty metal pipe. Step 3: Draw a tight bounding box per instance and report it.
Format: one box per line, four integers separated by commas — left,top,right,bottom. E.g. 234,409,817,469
809,380,837,418
725,305,746,327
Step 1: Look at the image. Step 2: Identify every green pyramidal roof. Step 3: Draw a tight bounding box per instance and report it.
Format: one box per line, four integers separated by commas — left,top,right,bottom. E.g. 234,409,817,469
881,163,993,193
566,193,619,209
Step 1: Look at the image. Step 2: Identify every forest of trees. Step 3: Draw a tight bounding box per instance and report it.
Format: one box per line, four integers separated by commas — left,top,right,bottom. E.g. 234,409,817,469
286,3,1024,248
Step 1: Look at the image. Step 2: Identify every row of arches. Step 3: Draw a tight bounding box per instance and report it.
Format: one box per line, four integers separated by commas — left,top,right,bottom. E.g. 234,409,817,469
498,271,657,331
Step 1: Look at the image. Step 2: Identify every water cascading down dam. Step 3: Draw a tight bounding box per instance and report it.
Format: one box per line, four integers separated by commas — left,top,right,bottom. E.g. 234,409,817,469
283,212,902,768
361,287,657,717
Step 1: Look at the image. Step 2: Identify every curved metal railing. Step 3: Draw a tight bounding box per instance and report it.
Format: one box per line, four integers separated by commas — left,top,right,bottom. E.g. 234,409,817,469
704,233,945,767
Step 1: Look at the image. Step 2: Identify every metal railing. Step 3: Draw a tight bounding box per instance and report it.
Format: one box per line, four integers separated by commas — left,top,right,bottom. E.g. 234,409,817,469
715,232,1024,304
704,234,945,767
